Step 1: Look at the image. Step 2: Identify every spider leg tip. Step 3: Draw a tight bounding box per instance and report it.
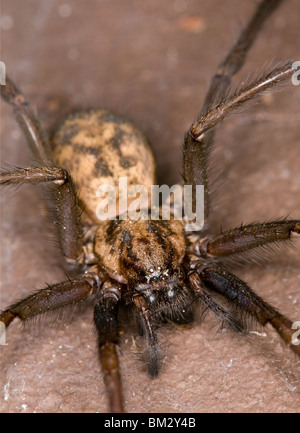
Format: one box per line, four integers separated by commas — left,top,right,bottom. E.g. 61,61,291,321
291,221,300,236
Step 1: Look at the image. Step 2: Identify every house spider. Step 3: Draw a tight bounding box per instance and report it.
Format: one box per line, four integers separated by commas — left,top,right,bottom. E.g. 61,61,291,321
1,0,299,413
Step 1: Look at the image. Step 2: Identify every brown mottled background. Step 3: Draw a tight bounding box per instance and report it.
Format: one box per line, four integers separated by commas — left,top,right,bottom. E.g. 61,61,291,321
1,0,300,413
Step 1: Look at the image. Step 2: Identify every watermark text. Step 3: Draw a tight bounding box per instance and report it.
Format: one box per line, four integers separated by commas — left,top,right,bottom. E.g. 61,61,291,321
96,177,204,231
0,61,6,85
291,61,300,86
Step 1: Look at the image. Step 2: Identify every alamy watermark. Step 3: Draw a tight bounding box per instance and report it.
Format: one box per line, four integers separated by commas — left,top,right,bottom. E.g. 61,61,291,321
0,61,6,85
291,61,300,86
0,321,7,345
96,177,204,232
291,321,300,346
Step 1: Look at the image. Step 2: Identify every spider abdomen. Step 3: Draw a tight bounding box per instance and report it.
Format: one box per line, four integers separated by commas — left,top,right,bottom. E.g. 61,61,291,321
51,108,156,222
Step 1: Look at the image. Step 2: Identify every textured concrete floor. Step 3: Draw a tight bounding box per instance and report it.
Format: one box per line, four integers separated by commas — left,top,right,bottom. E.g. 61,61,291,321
1,0,300,413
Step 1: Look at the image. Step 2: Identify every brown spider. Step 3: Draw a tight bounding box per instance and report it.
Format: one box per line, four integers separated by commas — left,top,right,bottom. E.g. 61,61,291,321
1,0,299,413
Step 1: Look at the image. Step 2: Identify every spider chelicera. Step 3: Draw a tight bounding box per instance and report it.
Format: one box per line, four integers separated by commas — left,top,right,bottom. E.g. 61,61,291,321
1,0,299,413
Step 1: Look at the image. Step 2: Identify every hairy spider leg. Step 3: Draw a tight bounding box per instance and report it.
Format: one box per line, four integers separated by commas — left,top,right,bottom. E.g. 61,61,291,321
195,220,300,257
190,63,293,139
0,76,53,162
0,278,96,329
1,0,298,415
94,284,124,413
0,163,84,266
183,0,285,222
0,77,125,412
133,295,161,378
189,269,300,357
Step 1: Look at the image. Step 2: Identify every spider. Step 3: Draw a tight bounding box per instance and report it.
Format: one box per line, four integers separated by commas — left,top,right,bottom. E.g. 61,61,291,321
1,0,299,413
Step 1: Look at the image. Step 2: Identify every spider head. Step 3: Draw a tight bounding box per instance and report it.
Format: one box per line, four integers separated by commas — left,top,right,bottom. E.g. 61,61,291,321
95,217,193,319
118,219,193,320
133,267,193,322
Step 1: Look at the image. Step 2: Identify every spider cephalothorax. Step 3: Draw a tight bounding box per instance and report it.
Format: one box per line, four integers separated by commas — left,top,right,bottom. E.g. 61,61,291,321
1,0,299,413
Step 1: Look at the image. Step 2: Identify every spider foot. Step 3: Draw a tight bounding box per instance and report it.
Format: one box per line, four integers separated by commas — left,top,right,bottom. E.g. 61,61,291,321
0,310,16,330
292,221,300,236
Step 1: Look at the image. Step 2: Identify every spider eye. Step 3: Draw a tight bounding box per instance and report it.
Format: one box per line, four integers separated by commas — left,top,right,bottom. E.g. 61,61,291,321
148,294,156,304
167,287,175,298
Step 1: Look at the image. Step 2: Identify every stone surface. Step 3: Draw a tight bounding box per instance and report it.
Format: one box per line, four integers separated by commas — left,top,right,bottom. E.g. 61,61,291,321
1,0,300,413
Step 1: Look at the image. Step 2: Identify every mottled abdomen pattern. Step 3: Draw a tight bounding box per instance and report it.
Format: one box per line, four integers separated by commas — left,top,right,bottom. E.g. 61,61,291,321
51,108,156,222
